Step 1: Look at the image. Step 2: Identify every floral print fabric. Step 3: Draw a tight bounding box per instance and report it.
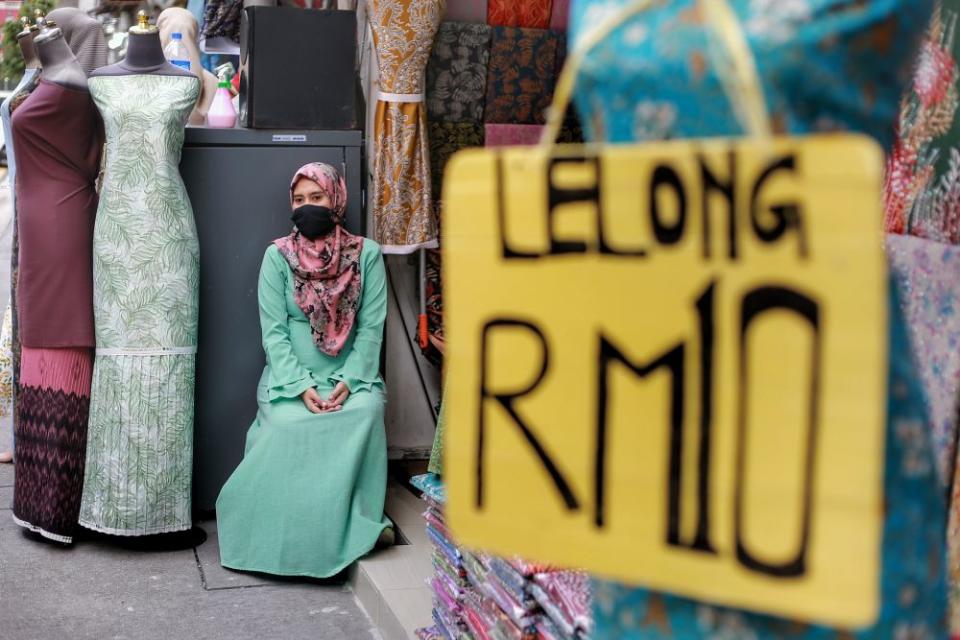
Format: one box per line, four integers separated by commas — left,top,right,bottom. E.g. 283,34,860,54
80,74,201,536
484,26,561,125
570,0,933,147
427,22,492,124
886,1,960,241
370,0,444,254
487,0,552,29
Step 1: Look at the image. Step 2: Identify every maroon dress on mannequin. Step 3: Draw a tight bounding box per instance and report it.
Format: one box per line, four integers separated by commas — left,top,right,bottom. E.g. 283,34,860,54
11,79,102,543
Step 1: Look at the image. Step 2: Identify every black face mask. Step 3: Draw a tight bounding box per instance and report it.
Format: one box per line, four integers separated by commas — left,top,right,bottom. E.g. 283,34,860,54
292,205,338,240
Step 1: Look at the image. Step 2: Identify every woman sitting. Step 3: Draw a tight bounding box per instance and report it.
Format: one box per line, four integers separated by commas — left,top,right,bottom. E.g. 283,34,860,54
217,163,392,579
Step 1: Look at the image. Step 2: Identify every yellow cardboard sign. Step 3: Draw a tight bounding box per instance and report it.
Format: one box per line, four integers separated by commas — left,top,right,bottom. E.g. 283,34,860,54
442,135,887,628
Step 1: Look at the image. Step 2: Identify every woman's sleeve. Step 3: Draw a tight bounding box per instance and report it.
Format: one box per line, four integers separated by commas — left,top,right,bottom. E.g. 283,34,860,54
259,247,315,402
329,244,387,393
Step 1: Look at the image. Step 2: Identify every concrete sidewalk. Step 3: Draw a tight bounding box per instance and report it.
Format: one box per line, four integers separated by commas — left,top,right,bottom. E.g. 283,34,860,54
0,418,379,640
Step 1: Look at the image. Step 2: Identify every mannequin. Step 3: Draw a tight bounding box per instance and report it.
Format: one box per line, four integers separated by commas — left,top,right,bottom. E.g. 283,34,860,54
47,7,109,75
80,9,201,538
17,21,40,70
34,25,87,90
0,16,40,466
93,11,195,77
10,11,102,544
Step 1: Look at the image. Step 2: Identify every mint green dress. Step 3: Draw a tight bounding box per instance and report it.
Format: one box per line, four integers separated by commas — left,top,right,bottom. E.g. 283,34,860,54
216,241,391,578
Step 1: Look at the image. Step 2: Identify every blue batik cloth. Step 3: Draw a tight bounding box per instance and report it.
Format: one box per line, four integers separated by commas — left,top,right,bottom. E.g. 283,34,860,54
571,1,947,636
570,0,933,149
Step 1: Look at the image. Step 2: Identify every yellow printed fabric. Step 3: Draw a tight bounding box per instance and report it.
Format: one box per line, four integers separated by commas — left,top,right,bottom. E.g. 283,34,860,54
369,0,444,254
442,135,888,628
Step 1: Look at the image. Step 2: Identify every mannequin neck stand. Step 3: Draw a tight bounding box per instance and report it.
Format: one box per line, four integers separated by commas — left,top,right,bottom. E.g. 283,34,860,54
93,31,195,77
18,32,39,70
36,31,86,91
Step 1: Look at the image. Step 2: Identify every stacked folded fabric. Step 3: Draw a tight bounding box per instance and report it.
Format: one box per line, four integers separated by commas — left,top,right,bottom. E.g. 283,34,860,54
412,473,594,640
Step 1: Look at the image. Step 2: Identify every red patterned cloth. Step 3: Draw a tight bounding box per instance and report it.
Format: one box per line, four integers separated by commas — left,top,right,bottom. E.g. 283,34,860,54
487,0,552,29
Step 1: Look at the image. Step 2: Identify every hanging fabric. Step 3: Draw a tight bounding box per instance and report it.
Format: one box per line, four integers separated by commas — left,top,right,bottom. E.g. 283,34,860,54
484,26,561,124
427,22,492,123
886,233,960,486
550,0,570,30
428,121,483,199
369,0,444,254
569,0,929,146
445,0,488,23
487,0,552,30
563,0,945,637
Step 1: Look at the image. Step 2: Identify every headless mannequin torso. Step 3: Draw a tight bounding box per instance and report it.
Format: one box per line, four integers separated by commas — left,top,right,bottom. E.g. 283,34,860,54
92,12,195,78
17,23,40,70
34,26,86,91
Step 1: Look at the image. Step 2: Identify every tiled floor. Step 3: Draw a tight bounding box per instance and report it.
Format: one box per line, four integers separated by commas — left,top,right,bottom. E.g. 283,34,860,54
0,449,378,640
353,480,433,640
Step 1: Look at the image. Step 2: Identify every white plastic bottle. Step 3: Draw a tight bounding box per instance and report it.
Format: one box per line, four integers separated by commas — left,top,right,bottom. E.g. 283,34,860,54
163,33,191,71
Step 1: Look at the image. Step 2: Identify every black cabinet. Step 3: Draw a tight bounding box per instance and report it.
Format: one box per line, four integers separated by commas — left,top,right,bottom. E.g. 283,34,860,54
180,126,364,511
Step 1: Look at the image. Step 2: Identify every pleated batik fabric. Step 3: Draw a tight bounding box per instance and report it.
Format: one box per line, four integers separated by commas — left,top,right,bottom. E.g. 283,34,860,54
12,348,93,543
370,0,445,254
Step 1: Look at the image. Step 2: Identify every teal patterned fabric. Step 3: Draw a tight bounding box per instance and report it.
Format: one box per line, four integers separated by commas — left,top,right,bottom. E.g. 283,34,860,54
79,74,201,536
570,0,934,148
571,1,948,636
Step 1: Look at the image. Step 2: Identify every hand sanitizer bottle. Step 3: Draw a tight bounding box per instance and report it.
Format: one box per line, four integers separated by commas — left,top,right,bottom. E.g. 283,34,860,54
207,73,238,129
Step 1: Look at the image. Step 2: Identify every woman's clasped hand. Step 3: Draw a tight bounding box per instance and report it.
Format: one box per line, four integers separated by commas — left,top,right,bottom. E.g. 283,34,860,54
301,382,351,414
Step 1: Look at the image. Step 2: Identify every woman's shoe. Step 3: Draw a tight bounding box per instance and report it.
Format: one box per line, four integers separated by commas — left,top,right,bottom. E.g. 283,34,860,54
375,526,395,549
0,450,12,464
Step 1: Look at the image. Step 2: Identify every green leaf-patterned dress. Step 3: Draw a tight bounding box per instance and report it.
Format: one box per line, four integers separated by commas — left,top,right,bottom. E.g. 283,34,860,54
79,74,201,536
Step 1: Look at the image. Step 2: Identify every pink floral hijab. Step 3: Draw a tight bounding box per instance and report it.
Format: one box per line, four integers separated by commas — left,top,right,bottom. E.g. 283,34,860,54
274,163,364,357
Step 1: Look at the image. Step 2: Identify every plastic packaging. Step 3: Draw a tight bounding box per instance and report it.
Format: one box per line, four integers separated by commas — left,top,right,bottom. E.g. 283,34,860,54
163,33,191,71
